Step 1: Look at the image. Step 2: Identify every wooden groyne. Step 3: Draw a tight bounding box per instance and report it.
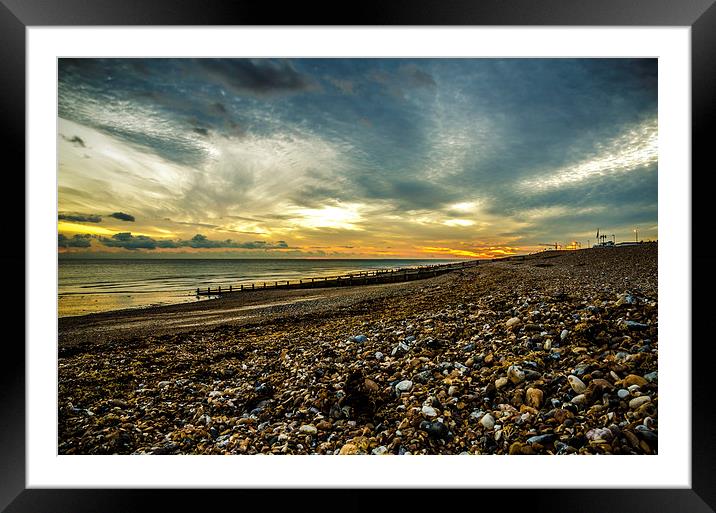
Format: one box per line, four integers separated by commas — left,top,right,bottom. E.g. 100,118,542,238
195,260,482,296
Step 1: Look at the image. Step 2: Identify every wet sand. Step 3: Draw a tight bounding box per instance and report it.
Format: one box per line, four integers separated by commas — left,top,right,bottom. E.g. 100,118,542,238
58,278,445,348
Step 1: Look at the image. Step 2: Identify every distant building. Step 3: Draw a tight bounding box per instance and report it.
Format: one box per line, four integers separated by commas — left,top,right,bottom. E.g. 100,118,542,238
593,241,614,248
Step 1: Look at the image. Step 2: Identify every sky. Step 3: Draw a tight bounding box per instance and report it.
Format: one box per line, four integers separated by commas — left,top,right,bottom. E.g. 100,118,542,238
58,58,658,259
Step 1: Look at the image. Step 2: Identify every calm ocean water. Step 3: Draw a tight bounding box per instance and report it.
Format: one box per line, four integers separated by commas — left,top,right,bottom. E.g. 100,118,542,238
58,258,460,317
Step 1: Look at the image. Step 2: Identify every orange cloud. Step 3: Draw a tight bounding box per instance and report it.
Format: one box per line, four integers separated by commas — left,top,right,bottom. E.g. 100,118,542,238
419,246,520,259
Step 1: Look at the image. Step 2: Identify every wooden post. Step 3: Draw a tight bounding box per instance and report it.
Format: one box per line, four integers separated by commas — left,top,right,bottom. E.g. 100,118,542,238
208,286,211,294
240,284,243,291
229,285,232,292
275,281,278,287
263,282,266,289
252,283,255,289
196,288,200,295
218,286,221,293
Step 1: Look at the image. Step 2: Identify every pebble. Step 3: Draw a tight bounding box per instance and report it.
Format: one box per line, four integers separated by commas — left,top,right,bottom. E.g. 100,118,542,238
616,293,637,306
568,375,587,394
629,396,652,409
525,388,543,408
414,370,432,383
635,425,658,443
339,443,359,455
395,380,413,393
571,394,587,406
622,320,648,330
421,405,438,417
299,424,317,436
507,365,525,384
623,374,648,387
316,420,332,430
586,427,613,441
505,317,521,328
560,329,569,341
617,389,630,399
419,420,449,439
526,434,554,445
352,335,367,343
371,445,389,455
391,343,409,356
480,413,495,430
495,377,509,389
375,352,384,360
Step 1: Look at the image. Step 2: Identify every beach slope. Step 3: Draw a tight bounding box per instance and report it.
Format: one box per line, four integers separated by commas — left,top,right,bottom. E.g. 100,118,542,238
58,244,658,455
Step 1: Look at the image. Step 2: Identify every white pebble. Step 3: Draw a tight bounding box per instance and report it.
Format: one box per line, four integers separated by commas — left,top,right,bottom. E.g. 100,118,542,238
568,375,587,394
480,413,495,430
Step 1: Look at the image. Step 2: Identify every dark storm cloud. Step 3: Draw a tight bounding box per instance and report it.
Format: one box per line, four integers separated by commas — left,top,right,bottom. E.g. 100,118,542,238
182,234,288,249
355,175,460,211
97,232,288,251
100,232,157,250
58,212,102,223
400,64,437,89
196,59,314,96
109,212,135,222
58,233,92,248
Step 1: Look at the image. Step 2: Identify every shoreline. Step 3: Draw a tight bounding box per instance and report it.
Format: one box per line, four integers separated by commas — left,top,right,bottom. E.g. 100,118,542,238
58,276,450,349
57,257,466,319
58,244,658,455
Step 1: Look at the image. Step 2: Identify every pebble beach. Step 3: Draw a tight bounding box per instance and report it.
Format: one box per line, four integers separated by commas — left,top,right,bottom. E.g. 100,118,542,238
58,243,658,455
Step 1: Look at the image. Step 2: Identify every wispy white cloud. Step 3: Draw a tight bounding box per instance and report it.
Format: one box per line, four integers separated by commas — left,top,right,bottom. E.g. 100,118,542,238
518,118,657,193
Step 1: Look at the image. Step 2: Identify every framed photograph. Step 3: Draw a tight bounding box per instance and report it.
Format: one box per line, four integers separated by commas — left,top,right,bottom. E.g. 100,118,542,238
4,0,713,511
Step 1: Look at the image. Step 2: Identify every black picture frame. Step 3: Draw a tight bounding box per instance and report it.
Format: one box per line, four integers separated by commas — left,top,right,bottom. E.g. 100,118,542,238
2,1,713,512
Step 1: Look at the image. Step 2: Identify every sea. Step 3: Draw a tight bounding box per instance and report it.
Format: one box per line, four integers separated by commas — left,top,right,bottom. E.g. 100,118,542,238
58,258,461,318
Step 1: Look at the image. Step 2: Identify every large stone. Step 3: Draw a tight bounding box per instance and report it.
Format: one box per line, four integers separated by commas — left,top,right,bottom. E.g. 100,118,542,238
568,375,587,394
395,380,413,393
421,405,438,417
525,387,544,408
629,396,651,409
480,413,495,430
339,443,359,455
299,424,317,436
507,365,525,384
506,317,521,329
495,377,509,389
623,374,648,387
